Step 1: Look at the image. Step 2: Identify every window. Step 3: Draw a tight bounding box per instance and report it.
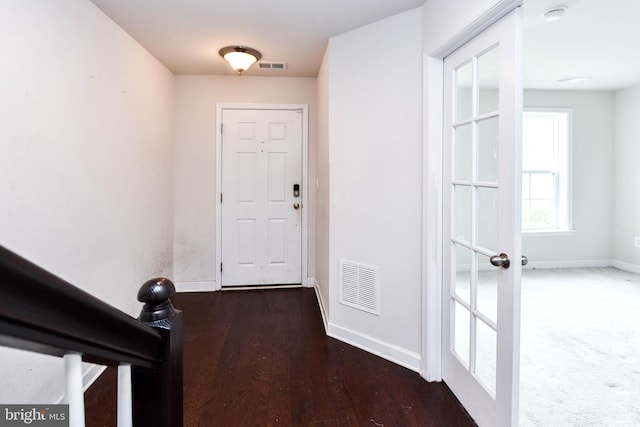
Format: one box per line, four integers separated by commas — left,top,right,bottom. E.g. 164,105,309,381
522,109,571,232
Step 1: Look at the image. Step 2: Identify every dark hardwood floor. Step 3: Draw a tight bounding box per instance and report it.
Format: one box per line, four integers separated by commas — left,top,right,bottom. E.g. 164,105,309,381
85,288,475,426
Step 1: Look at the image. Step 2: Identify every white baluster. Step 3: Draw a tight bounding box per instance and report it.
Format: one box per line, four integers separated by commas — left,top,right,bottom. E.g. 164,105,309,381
63,353,85,427
117,363,133,427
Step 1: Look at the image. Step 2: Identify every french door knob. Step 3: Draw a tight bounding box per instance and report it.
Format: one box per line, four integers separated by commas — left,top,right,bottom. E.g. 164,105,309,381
490,253,510,269
293,203,300,210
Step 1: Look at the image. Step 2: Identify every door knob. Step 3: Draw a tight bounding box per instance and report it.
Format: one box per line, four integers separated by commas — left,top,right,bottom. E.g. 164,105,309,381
521,255,528,266
490,253,510,269
293,203,300,210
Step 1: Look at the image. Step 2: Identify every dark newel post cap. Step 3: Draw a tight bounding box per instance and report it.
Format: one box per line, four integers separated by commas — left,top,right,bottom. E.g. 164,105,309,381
137,277,176,329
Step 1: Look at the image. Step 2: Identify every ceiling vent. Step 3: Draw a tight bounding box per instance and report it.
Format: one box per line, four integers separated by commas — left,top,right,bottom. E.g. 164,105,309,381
258,61,287,70
340,260,380,315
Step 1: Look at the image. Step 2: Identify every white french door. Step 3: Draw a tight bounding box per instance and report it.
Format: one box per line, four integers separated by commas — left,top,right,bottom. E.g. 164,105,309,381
221,108,303,286
441,9,522,427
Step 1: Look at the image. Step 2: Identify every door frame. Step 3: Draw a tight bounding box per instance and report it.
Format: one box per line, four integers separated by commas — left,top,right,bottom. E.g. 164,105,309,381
215,103,309,290
421,0,523,381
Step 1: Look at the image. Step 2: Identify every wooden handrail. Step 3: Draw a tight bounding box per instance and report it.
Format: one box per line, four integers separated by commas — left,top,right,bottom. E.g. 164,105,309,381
0,244,183,426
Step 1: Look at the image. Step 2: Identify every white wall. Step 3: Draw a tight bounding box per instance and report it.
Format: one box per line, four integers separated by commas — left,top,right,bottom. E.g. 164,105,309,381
0,0,174,403
523,90,614,266
172,76,317,288
315,50,331,318
327,8,423,370
612,84,640,270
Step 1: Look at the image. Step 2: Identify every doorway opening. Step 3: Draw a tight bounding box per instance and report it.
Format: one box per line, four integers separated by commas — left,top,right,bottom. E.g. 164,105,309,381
519,1,640,425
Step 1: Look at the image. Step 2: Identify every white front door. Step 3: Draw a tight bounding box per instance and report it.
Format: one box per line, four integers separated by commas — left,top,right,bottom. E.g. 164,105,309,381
441,9,522,427
221,108,303,286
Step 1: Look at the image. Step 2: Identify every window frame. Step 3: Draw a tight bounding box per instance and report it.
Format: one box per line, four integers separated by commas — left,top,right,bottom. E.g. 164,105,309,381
522,108,573,235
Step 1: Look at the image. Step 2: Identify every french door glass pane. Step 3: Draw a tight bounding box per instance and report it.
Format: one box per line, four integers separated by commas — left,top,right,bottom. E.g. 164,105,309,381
454,244,472,304
477,117,499,182
454,124,473,181
477,187,499,252
477,46,499,115
453,300,471,367
475,319,497,395
455,61,473,122
454,185,472,243
522,173,530,198
476,253,497,324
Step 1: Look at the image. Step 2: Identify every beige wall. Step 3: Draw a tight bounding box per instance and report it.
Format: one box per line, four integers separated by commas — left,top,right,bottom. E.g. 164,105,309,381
0,0,174,403
172,76,318,287
315,50,331,316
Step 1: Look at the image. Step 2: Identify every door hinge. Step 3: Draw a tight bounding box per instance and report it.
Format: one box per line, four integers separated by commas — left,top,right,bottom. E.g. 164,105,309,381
220,263,223,273
220,123,224,134
220,193,223,203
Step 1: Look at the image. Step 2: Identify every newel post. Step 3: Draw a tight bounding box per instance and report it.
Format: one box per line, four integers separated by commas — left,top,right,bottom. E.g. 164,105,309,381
131,278,183,427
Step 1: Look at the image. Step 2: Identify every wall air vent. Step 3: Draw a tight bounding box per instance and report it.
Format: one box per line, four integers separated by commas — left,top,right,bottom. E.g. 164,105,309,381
258,61,287,70
339,260,380,315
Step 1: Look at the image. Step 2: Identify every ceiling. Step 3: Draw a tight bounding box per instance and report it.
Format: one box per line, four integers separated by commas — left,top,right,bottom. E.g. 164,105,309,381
524,0,640,90
90,0,640,90
89,0,425,77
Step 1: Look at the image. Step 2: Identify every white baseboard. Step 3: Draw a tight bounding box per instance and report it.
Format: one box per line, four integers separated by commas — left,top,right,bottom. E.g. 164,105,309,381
313,280,328,331
524,259,612,270
83,364,107,392
612,259,640,274
175,280,216,292
177,279,312,292
327,322,421,373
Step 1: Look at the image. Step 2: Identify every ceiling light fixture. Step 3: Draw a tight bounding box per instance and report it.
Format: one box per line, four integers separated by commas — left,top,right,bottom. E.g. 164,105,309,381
219,46,262,74
543,6,568,22
556,76,592,83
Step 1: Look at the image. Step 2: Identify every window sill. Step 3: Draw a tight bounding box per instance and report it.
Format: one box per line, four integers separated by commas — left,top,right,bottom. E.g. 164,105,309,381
522,229,575,237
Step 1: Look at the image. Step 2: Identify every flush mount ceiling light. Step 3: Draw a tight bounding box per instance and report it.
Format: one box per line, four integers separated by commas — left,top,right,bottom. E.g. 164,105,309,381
556,75,593,83
219,46,262,74
543,5,568,22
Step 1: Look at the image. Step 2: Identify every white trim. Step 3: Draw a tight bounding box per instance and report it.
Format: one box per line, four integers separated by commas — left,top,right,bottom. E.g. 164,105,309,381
222,284,303,291
327,322,422,373
522,229,575,237
82,364,107,392
612,260,640,275
305,277,316,288
215,103,309,290
422,54,444,382
429,0,523,58
175,280,216,293
422,0,523,383
313,279,329,331
523,259,612,270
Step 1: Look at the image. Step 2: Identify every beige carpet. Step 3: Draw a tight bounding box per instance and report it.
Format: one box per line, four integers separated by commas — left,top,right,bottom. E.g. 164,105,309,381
519,267,640,426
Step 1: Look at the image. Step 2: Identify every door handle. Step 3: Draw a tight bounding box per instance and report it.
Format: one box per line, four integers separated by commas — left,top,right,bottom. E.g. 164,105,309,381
490,254,528,268
293,203,300,210
490,253,510,269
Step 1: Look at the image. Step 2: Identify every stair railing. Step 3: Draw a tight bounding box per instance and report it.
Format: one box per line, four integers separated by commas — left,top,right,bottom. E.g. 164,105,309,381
0,245,183,426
